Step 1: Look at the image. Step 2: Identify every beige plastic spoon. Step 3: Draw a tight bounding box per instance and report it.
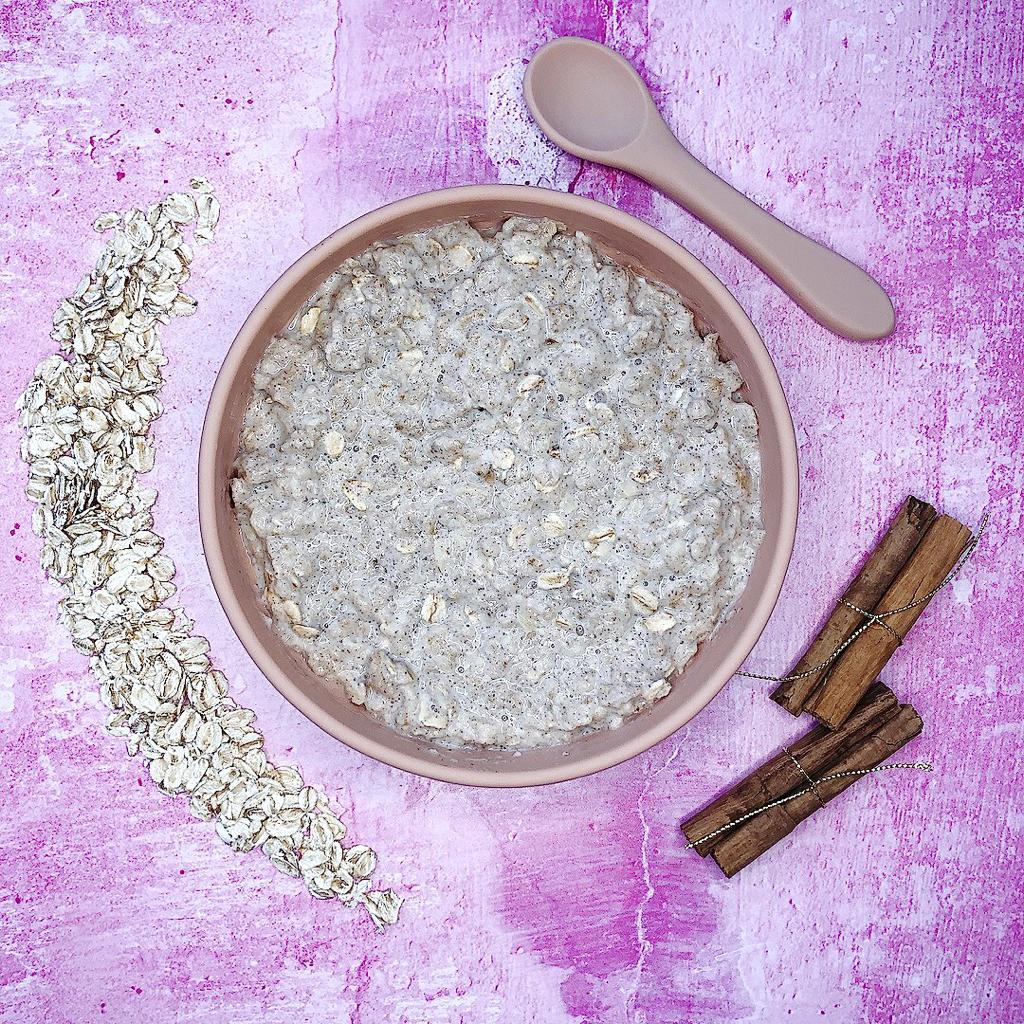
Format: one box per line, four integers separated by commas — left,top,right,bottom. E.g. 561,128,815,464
524,36,894,340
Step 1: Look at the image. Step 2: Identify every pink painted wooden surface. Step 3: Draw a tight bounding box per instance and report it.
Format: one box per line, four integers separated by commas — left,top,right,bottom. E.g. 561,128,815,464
1,1,1021,1021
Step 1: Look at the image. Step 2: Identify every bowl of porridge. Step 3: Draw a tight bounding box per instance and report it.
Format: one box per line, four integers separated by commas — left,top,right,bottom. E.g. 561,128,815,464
199,185,797,786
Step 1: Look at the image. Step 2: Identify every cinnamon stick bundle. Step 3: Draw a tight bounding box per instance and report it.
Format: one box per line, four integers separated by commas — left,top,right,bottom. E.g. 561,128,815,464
771,496,936,716
682,685,923,875
806,514,974,729
709,703,923,877
682,682,900,855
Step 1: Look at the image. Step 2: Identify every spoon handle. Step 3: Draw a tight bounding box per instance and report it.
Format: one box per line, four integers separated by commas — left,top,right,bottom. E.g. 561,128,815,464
633,126,894,340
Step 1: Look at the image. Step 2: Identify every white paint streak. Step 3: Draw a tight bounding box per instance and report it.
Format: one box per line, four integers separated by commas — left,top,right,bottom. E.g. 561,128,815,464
625,743,681,1021
485,57,570,187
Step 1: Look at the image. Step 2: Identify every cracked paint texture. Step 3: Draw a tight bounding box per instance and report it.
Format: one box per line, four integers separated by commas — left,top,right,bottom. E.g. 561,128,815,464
1,1,1022,1021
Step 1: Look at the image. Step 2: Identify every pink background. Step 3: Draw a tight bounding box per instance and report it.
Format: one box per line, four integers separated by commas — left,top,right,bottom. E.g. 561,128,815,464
2,1,1022,1021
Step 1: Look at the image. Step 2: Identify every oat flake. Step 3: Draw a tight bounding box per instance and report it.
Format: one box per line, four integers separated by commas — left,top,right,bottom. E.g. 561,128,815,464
15,183,401,930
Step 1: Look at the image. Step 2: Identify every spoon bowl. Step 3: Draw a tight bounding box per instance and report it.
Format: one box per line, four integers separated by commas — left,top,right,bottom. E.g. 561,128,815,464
525,36,651,155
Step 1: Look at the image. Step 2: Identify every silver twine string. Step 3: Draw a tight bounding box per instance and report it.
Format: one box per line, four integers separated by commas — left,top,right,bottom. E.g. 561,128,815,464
685,756,934,850
737,511,989,685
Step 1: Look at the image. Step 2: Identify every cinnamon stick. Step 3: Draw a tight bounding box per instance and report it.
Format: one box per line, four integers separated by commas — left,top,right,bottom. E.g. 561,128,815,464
710,702,923,877
806,514,973,729
771,496,936,716
682,682,900,855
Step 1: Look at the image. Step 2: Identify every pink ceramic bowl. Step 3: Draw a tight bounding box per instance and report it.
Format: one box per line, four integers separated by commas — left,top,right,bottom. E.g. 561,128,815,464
199,184,798,788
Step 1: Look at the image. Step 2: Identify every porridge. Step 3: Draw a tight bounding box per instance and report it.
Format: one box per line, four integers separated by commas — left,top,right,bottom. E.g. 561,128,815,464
231,217,762,749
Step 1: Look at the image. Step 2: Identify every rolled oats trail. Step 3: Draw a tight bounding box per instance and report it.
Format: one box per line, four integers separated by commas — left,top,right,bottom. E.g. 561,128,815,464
16,181,401,930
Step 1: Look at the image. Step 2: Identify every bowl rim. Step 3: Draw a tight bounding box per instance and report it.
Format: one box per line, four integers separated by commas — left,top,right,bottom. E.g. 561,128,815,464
198,183,798,787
